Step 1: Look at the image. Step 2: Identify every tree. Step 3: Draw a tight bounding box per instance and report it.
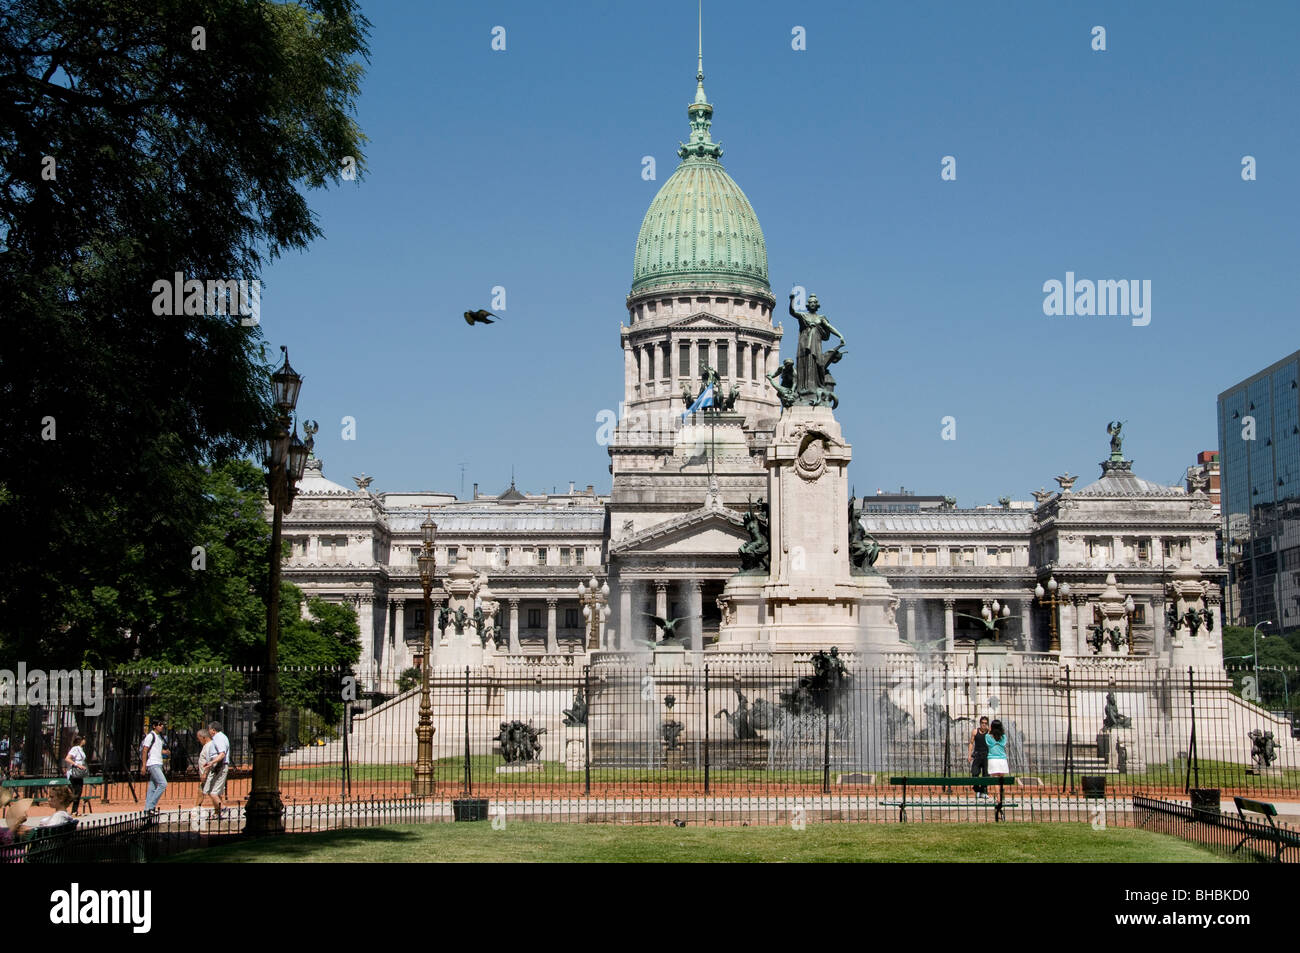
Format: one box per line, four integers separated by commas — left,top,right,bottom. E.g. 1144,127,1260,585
0,0,369,664
278,585,360,724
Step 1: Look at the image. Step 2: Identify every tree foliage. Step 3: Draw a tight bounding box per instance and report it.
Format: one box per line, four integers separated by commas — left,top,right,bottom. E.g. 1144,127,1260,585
0,0,369,664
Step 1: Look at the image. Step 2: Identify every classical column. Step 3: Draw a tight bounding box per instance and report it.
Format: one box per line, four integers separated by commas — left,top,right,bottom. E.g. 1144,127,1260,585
1019,599,1033,651
1073,595,1089,657
623,341,635,405
546,597,558,653
618,582,632,650
689,580,703,652
508,598,520,653
356,593,375,686
391,598,407,671
943,598,955,653
689,340,699,383
905,599,917,643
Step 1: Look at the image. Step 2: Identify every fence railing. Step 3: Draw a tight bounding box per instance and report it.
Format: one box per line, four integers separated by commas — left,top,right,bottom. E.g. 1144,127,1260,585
1132,795,1300,863
2,662,1296,810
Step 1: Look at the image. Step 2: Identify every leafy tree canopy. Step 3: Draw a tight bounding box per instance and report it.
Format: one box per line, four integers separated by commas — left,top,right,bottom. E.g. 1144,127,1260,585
0,0,369,664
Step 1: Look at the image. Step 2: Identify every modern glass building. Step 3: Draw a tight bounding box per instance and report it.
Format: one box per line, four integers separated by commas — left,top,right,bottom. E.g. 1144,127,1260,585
1217,350,1300,630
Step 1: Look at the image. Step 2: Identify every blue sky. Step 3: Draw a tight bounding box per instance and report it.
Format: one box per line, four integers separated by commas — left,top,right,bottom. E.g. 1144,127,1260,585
261,0,1299,502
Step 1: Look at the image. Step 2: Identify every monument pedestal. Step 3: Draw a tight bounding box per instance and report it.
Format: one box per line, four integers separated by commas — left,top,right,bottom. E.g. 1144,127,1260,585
716,405,906,655
653,643,687,669
562,727,586,772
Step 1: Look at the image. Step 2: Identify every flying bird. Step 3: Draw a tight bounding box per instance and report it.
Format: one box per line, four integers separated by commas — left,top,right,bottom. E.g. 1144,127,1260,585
464,309,497,326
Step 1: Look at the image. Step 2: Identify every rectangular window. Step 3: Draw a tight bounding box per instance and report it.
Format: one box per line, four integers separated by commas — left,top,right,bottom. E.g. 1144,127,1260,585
1137,540,1150,560
575,548,585,566
414,608,425,627
527,608,542,629
1132,605,1146,624
679,343,690,377
537,548,547,566
560,547,571,566
447,546,458,565
565,609,581,628
717,343,728,377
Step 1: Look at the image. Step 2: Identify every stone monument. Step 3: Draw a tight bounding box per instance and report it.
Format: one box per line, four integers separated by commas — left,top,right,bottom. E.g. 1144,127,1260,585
715,292,907,656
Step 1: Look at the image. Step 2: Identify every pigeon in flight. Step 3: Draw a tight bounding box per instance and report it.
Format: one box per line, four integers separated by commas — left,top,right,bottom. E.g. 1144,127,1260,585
464,309,497,326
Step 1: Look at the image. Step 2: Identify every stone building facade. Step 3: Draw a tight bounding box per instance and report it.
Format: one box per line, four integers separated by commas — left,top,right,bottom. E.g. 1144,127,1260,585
278,55,1227,685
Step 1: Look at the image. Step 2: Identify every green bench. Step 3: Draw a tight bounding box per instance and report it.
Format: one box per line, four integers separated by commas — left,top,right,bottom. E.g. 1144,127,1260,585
20,821,79,864
1232,797,1300,863
882,775,1018,823
1,776,105,812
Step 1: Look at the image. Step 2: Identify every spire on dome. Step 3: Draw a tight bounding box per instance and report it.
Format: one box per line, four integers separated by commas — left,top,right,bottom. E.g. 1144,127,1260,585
679,1,722,160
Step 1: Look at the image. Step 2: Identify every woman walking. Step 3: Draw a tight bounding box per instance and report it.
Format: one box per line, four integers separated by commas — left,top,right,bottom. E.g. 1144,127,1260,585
986,719,1010,779
63,734,88,815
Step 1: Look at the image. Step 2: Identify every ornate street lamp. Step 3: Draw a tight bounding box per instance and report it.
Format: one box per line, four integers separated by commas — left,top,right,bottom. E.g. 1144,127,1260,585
412,513,438,796
578,575,611,650
247,346,307,836
981,600,1011,640
1034,576,1071,653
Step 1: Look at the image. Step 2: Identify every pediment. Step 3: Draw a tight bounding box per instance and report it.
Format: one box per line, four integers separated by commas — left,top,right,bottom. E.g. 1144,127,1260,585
611,506,748,556
673,311,744,331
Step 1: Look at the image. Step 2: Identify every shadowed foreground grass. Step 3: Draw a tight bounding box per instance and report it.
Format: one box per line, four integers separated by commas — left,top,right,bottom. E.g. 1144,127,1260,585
164,822,1229,863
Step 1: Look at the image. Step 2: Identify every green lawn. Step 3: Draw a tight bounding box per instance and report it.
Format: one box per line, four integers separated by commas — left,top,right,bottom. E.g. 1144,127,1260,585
164,821,1230,863
283,754,1300,790
284,756,833,784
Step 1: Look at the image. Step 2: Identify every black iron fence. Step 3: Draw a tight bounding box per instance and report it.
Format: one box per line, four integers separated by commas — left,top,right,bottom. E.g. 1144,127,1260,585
1132,795,1300,863
2,661,1296,815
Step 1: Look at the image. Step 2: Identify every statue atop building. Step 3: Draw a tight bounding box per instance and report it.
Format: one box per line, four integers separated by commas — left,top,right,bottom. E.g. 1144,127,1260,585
788,291,847,407
1106,421,1125,462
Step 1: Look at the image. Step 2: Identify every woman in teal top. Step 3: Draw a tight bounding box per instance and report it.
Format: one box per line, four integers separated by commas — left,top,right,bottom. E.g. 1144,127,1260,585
986,720,1010,776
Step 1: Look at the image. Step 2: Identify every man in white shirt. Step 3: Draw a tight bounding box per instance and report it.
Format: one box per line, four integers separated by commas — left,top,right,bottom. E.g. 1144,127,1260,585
139,718,169,813
206,721,231,818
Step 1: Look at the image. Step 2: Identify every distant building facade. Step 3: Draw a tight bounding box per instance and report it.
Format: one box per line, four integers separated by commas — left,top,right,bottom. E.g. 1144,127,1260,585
1217,351,1300,629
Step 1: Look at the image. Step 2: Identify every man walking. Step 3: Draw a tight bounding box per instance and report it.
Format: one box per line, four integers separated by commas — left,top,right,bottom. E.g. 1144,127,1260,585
140,718,169,813
205,721,231,819
969,715,991,799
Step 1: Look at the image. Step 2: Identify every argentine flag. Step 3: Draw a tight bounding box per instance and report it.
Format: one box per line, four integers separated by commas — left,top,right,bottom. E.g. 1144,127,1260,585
681,384,715,420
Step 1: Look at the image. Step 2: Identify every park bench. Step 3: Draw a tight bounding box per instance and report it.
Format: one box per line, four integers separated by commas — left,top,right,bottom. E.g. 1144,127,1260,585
1231,796,1300,863
882,776,1017,823
18,820,80,864
1,776,105,812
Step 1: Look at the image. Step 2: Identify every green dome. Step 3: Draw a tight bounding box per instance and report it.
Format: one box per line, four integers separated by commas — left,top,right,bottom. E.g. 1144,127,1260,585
630,63,769,298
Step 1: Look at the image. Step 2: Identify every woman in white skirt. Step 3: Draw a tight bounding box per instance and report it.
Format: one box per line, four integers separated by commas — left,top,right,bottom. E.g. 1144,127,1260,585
986,720,1010,778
